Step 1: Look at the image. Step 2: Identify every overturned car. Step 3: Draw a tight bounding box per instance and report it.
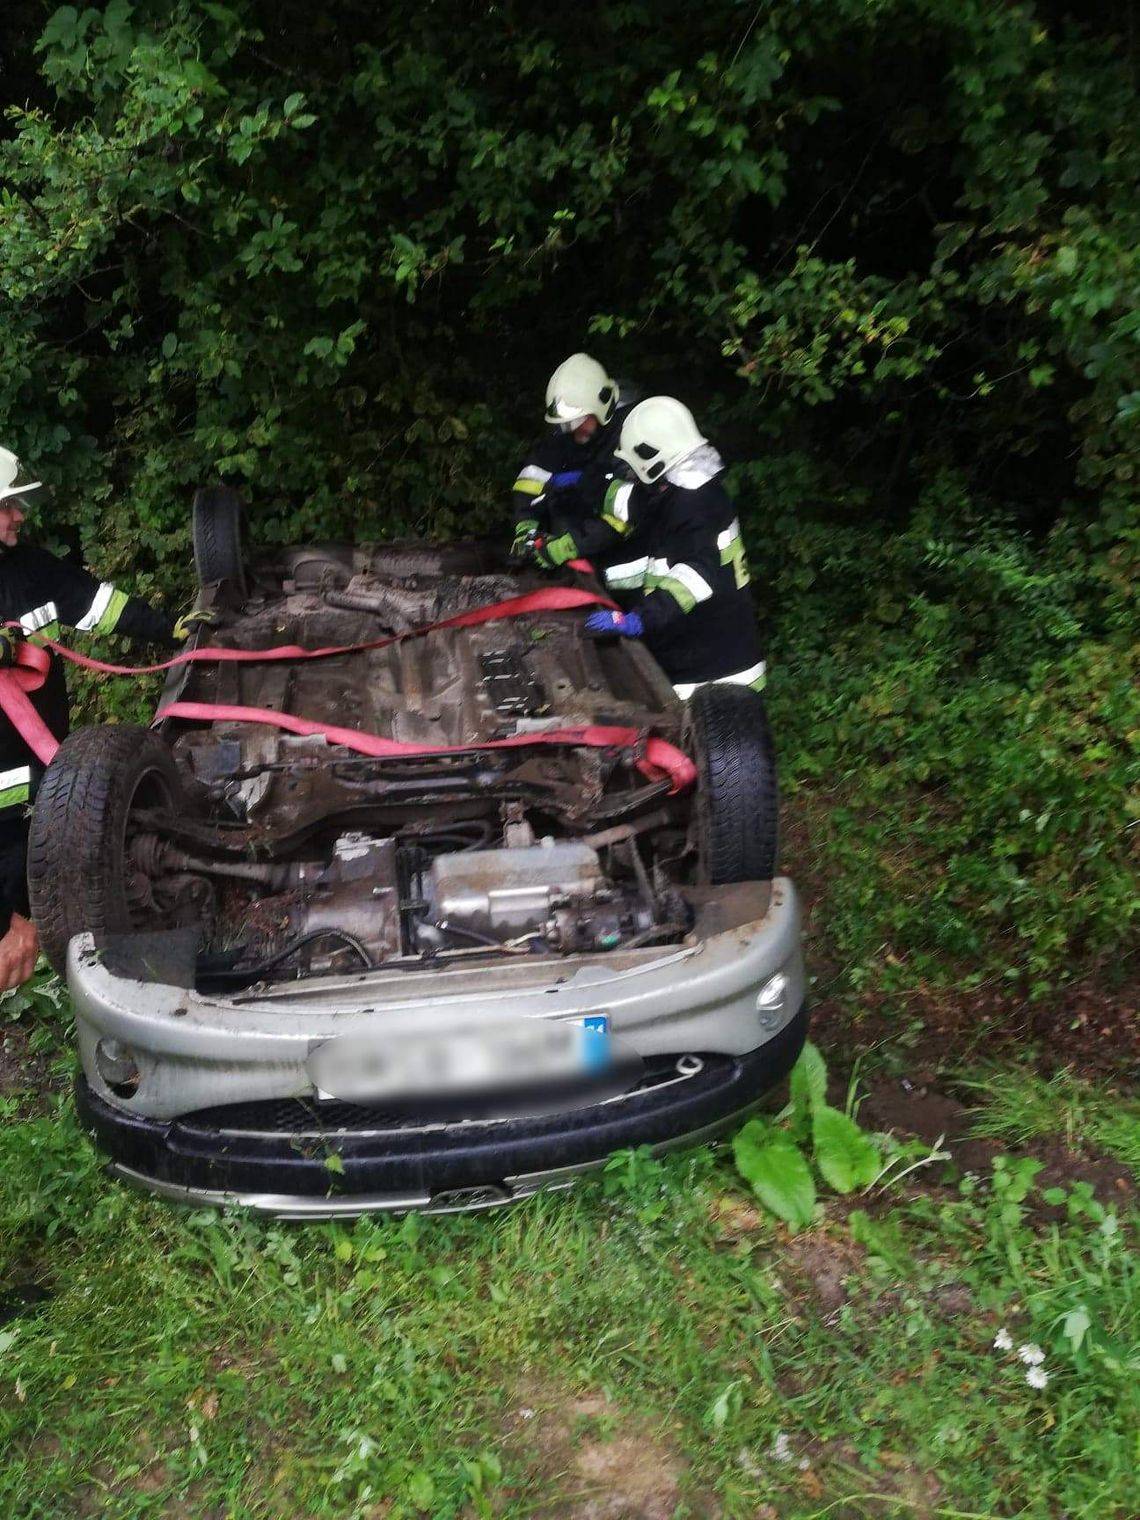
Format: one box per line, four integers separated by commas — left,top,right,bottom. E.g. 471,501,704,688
29,490,805,1217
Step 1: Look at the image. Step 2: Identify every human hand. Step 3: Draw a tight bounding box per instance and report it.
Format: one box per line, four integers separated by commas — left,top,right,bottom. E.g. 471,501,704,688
0,626,25,668
533,531,579,568
583,609,644,639
510,519,540,561
0,911,39,991
172,608,220,642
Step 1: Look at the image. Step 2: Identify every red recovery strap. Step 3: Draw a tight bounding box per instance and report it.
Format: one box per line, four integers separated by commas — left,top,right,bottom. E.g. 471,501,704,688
155,702,695,790
0,663,62,767
0,584,698,791
8,585,614,679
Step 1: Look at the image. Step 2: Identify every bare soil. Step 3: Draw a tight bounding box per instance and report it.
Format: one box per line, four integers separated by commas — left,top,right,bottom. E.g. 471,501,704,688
499,1381,707,1519
855,1075,1135,1206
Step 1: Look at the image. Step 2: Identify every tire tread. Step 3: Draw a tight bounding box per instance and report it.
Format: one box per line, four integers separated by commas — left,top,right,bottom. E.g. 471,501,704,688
689,686,779,883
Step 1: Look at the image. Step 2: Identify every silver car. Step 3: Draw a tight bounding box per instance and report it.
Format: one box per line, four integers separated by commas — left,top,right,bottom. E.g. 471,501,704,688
29,490,805,1218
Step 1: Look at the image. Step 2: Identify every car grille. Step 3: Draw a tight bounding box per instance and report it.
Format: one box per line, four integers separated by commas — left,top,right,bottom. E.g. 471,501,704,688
180,1054,727,1138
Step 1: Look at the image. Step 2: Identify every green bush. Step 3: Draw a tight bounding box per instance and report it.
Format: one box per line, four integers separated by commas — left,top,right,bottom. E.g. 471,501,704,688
0,0,1135,991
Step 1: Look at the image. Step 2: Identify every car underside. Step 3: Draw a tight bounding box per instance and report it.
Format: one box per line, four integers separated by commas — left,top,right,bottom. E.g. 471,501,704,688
29,503,805,1216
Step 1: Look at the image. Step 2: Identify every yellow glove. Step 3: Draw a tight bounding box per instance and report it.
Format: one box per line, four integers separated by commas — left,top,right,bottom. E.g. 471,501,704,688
172,608,220,642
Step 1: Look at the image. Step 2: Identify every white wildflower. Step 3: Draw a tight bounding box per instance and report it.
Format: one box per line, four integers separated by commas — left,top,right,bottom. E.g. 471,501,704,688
770,1432,794,1464
993,1328,1013,1352
736,1447,762,1479
1017,1343,1045,1367
1025,1366,1049,1390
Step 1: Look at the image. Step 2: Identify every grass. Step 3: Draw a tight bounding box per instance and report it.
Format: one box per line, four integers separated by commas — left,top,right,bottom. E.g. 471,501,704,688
2,997,1137,1519
953,1065,1140,1182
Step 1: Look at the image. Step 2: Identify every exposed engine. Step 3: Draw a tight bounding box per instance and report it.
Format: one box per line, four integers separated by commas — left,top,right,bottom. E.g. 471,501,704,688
155,804,681,986
262,827,663,977
415,839,654,955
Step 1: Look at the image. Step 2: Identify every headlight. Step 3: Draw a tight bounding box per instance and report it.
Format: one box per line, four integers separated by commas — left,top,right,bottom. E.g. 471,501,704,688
95,1038,141,1098
756,973,787,1011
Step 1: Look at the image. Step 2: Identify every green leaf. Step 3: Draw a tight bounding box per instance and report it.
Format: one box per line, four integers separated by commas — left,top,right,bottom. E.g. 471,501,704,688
733,1124,816,1229
161,332,178,359
1060,1305,1091,1355
324,1151,345,1175
36,7,80,55
283,91,305,117
1055,245,1078,276
408,1468,435,1509
812,1105,881,1193
789,1041,827,1137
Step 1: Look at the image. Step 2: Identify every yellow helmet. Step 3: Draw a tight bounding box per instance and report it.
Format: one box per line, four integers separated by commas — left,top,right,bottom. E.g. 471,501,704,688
544,353,619,428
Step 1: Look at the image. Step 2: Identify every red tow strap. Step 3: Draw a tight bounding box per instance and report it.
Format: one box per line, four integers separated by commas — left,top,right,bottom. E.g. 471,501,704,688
0,663,61,767
1,583,696,790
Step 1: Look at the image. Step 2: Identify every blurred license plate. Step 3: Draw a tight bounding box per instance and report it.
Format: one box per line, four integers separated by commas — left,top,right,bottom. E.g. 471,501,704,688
308,1015,610,1102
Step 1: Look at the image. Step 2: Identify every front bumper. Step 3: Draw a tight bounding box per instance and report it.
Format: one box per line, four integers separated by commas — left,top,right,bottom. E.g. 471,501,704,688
77,1008,807,1217
67,879,805,1215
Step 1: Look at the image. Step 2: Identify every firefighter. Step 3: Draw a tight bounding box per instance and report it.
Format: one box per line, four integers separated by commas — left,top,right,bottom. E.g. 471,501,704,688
0,447,207,989
582,397,765,698
509,352,630,568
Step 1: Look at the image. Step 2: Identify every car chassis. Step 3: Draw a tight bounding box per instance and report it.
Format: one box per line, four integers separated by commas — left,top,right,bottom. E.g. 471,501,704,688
29,504,806,1217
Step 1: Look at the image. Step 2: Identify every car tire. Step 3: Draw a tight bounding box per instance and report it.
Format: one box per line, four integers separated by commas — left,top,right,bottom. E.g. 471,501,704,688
686,685,778,883
192,485,247,599
27,726,185,975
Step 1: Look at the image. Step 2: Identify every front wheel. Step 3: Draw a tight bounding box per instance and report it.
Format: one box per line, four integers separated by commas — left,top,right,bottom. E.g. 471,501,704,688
686,685,779,884
27,726,185,974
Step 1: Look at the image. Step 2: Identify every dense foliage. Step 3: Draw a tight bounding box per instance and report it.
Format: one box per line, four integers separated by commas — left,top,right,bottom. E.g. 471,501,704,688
0,0,1136,990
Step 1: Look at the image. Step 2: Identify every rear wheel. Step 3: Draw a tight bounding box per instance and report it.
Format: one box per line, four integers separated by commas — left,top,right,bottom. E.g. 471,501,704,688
192,485,247,599
686,685,778,883
27,726,184,974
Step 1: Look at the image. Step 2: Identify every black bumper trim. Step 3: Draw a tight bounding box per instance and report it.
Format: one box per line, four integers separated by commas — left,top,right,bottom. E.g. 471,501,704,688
76,1006,807,1199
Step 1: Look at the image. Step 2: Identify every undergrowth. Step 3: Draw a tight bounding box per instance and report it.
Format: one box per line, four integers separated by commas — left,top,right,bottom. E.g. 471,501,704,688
2,1029,1136,1518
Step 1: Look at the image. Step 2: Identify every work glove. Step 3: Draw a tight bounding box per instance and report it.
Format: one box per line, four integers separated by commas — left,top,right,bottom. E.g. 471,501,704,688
532,531,579,569
510,518,540,561
0,626,25,668
172,608,221,642
583,609,645,639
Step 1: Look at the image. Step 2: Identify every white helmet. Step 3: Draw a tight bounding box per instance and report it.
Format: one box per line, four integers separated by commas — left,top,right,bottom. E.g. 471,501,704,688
544,352,618,428
0,446,41,504
614,397,707,484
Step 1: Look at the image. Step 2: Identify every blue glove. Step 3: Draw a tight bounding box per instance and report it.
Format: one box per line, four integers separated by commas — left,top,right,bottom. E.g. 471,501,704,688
583,609,644,639
548,469,583,490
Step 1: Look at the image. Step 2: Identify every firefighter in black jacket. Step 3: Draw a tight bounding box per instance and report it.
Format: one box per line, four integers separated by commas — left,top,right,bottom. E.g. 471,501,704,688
582,397,766,697
0,447,202,989
510,352,630,568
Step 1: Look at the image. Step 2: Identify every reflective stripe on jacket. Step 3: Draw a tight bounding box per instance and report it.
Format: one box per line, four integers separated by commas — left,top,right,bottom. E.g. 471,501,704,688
602,474,763,685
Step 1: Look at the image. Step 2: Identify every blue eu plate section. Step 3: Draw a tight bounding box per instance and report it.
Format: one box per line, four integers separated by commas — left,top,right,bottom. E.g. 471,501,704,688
580,1014,610,1071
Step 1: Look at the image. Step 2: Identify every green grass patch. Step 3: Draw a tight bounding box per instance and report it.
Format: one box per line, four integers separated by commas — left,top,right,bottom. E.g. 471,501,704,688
2,1056,1136,1518
954,1064,1140,1182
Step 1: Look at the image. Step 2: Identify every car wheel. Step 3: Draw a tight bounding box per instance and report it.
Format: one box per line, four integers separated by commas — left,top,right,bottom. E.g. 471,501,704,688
686,685,778,883
27,726,185,974
192,484,247,599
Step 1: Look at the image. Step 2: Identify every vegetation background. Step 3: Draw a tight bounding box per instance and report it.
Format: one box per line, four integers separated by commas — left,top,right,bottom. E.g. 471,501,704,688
2,0,1136,1000
1,6,1138,1517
